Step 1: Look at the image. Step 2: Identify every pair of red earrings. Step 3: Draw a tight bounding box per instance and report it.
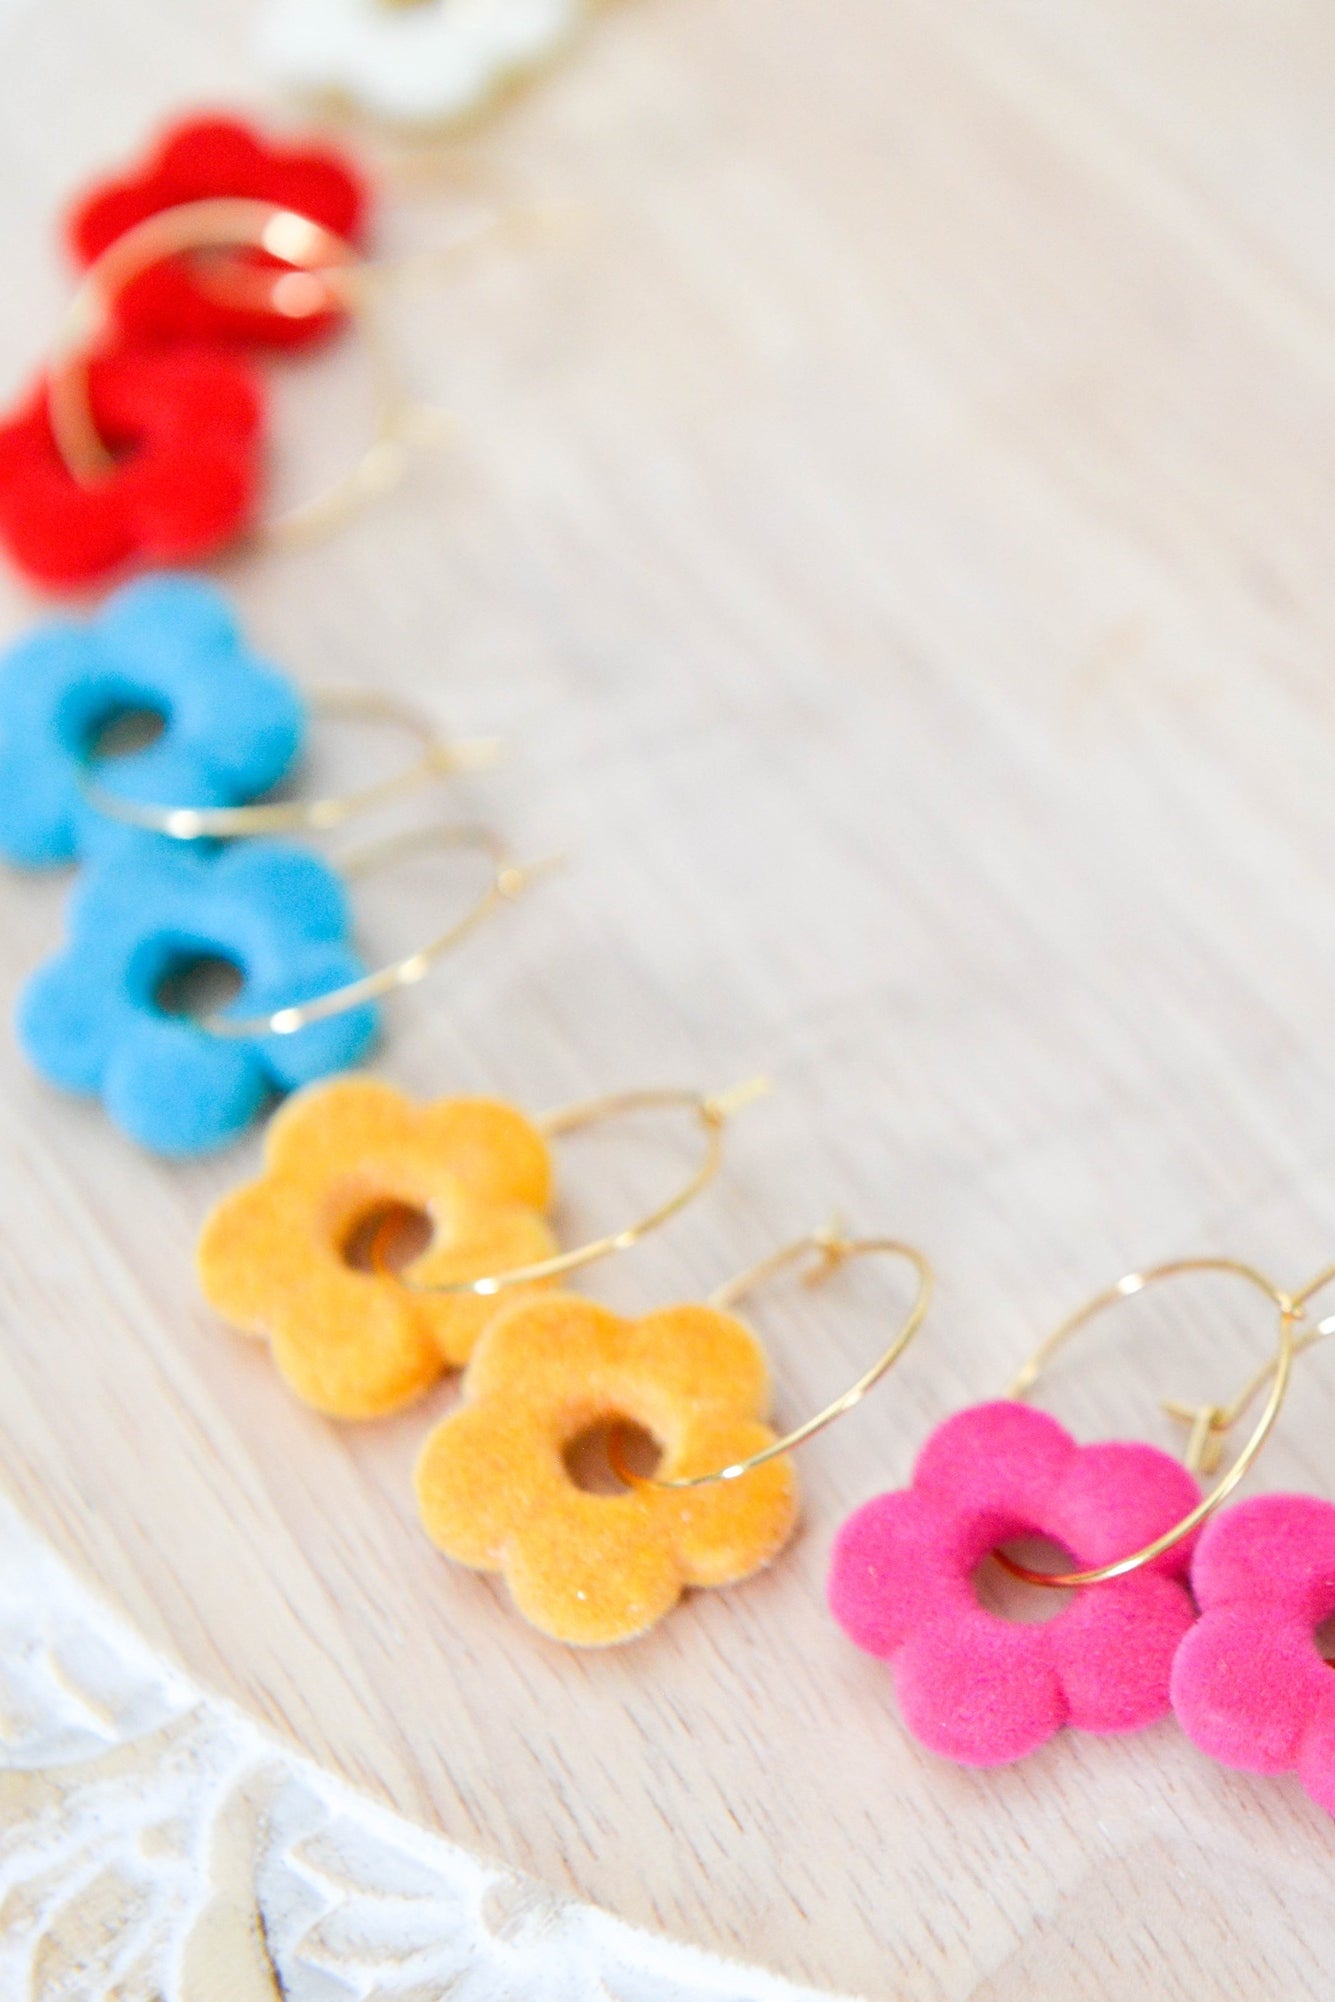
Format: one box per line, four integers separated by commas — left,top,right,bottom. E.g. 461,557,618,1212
830,1255,1335,1818
0,114,380,589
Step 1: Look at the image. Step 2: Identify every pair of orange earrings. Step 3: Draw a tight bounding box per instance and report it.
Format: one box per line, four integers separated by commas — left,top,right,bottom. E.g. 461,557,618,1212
197,1072,932,1645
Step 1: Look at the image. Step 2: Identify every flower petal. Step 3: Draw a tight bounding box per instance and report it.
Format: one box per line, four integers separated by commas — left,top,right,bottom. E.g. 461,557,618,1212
211,840,353,946
625,1305,771,1420
913,1401,1074,1521
104,1016,268,1156
262,1076,415,1176
828,1487,973,1657
661,1418,798,1588
894,1612,1064,1767
1191,1494,1335,1620
267,1265,443,1419
1051,1440,1201,1579
1172,1606,1330,1775
248,947,379,1091
504,1499,682,1648
416,1399,566,1568
16,949,123,1093
1050,1573,1194,1733
463,1296,628,1407
410,1098,552,1210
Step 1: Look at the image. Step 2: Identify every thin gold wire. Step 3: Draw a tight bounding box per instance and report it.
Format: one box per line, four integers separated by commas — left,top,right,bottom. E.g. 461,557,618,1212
1160,1261,1335,1474
79,689,503,841
393,1079,771,1297
43,198,444,552
613,1225,935,1491
996,1256,1300,1589
199,823,558,1039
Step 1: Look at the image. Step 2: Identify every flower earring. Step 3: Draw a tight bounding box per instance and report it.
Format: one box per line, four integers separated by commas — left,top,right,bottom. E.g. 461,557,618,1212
18,825,551,1155
198,1079,768,1418
259,0,590,130
1170,1266,1335,1815
415,1225,933,1647
0,113,468,587
829,1258,1298,1768
66,114,371,353
0,573,499,868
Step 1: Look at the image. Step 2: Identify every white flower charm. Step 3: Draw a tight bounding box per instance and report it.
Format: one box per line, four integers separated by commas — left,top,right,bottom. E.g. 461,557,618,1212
259,0,589,127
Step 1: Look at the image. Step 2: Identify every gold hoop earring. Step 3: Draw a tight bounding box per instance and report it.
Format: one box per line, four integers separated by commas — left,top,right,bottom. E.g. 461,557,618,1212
79,688,502,843
387,1078,773,1293
997,1256,1300,1588
200,823,559,1038
46,196,448,551
612,1221,934,1489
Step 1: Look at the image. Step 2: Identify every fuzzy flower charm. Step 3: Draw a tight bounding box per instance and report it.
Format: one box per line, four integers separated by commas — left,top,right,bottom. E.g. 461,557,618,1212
17,842,377,1156
260,0,585,128
1172,1495,1335,1815
67,113,369,351
828,1401,1201,1767
0,347,263,590
0,574,303,869
198,1078,559,1419
416,1294,798,1645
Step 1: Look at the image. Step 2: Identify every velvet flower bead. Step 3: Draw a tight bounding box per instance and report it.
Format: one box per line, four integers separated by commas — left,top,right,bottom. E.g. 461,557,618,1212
1172,1495,1335,1815
197,1077,559,1419
0,346,263,590
0,574,303,869
16,842,377,1157
415,1294,799,1647
68,113,369,351
260,0,584,128
828,1401,1201,1767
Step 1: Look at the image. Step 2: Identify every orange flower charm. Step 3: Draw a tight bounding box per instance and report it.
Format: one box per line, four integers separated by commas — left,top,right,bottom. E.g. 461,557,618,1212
198,1077,557,1419
414,1294,799,1645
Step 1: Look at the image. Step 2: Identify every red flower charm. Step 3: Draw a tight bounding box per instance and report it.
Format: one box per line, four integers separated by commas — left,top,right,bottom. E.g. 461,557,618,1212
0,346,263,590
67,115,370,351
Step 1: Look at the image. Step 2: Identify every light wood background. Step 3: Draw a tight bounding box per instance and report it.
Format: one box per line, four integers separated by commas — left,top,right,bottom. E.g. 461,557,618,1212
4,1,1335,1994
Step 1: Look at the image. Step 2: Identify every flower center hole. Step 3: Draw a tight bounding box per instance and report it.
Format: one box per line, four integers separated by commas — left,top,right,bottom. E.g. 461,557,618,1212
973,1537,1077,1624
153,951,245,1020
342,1201,435,1275
85,704,167,763
564,1418,663,1496
1315,1615,1335,1666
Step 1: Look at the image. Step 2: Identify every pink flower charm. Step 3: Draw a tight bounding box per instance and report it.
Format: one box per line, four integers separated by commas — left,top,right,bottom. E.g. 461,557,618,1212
1172,1495,1335,1814
828,1401,1201,1767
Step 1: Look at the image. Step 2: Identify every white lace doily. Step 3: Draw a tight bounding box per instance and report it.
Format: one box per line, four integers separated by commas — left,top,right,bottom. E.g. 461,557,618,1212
0,1495,843,1999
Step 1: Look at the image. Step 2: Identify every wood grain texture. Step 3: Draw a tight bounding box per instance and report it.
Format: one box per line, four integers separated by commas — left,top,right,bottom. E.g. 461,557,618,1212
4,1,1335,1994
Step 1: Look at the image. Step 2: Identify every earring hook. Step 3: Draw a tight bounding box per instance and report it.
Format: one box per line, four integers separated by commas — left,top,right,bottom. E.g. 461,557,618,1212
612,1223,934,1491
1162,1260,1335,1475
80,688,503,841
199,823,558,1038
998,1255,1300,1590
386,1078,772,1297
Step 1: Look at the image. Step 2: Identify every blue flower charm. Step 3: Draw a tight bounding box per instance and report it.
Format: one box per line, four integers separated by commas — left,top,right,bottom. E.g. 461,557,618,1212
17,841,379,1155
0,573,305,867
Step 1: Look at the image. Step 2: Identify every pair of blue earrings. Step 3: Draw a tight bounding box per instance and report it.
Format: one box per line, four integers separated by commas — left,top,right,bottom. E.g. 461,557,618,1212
0,574,510,1156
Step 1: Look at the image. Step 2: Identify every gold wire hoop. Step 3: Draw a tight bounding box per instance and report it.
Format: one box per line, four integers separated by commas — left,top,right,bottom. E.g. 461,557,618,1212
1159,1260,1335,1474
45,197,441,551
392,1079,771,1297
997,1256,1300,1590
614,1225,934,1491
199,823,556,1039
80,689,503,841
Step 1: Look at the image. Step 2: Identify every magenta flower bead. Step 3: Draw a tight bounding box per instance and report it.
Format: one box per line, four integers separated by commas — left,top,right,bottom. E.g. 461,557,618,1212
1172,1495,1335,1814
828,1401,1201,1767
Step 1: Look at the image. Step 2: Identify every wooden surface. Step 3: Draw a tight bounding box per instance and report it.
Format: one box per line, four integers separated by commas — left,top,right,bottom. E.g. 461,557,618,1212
4,1,1335,1994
